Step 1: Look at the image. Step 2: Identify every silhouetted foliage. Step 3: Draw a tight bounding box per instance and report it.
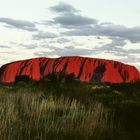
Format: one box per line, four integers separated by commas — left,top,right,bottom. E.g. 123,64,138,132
65,73,75,83
15,75,33,84
43,72,75,83
0,77,140,139
43,72,57,82
57,71,66,82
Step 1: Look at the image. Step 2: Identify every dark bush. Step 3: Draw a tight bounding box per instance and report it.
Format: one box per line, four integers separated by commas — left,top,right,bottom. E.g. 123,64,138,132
65,73,75,84
15,75,33,84
43,72,76,84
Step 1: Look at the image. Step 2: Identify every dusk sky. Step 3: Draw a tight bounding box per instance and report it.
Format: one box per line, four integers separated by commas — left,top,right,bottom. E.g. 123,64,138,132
0,0,140,70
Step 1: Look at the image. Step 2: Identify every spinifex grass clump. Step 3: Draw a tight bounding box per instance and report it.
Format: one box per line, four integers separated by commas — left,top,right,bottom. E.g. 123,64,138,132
0,92,113,140
0,76,140,140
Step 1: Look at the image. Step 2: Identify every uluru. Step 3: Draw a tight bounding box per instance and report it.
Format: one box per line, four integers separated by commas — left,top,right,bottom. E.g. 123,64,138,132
0,56,140,83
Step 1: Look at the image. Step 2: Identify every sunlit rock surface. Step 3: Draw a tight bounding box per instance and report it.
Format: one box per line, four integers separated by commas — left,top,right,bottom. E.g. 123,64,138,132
0,56,140,83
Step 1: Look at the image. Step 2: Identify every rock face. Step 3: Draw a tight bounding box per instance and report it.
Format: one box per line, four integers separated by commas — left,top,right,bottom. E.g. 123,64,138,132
0,56,140,83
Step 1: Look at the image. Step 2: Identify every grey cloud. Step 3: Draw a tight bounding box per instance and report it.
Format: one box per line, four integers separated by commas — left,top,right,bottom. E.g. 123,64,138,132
65,46,75,49
57,38,70,44
34,51,48,56
100,37,127,53
48,3,140,43
91,37,140,60
111,37,127,46
96,36,102,40
34,46,92,56
52,13,97,28
19,43,38,49
0,45,11,48
0,17,37,31
93,37,140,57
50,47,92,56
48,2,97,28
127,49,140,54
102,46,127,57
9,42,38,49
0,51,18,55
62,22,140,43
49,2,79,13
117,56,140,63
91,38,127,56
96,24,140,43
33,31,58,40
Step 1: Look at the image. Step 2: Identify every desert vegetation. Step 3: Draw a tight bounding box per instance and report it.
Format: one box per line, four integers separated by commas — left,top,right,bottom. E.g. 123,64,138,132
0,73,140,140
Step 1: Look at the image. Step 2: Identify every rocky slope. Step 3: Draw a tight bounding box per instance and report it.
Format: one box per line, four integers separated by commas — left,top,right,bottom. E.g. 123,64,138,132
0,56,140,83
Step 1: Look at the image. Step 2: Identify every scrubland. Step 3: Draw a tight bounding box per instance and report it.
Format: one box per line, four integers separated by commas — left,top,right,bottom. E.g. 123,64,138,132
0,75,140,140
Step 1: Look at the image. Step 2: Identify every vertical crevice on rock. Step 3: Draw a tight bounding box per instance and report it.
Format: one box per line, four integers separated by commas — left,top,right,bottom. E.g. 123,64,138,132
77,58,87,79
92,64,106,82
